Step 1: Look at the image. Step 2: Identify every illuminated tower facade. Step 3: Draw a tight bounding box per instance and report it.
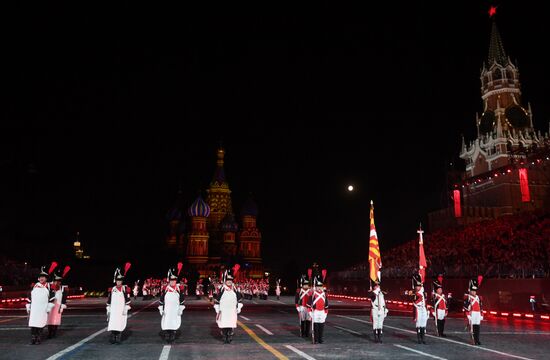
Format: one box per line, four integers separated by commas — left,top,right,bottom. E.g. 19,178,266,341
238,197,263,278
220,213,238,259
460,16,545,178
452,11,550,222
206,148,233,262
186,196,210,274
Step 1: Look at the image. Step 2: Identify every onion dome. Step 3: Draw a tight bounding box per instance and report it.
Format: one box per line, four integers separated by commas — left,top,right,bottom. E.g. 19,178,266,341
188,196,211,217
220,213,239,233
241,196,258,217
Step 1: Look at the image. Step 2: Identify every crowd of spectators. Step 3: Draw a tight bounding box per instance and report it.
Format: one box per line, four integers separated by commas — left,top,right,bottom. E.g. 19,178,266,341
347,211,550,279
132,275,272,301
0,256,37,288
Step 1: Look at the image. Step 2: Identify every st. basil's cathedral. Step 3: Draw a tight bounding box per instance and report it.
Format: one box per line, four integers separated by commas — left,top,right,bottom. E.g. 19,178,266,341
165,148,263,278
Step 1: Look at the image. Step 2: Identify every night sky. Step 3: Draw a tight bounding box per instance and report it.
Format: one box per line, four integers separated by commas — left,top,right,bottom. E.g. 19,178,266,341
2,1,549,277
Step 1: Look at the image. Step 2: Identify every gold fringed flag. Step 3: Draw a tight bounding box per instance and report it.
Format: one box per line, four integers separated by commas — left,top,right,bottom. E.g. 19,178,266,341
368,200,382,282
418,224,427,283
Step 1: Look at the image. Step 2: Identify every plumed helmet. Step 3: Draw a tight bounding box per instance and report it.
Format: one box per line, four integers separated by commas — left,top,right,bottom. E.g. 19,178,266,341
412,273,423,289
167,268,178,281
113,268,124,283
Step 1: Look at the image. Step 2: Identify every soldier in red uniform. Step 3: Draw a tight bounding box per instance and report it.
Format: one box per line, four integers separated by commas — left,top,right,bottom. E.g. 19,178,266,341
307,276,328,344
295,275,311,338
46,267,69,339
410,274,428,344
432,278,447,337
464,279,483,345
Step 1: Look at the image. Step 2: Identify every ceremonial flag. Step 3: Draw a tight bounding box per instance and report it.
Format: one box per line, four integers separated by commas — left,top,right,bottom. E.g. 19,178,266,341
418,224,427,283
368,201,382,282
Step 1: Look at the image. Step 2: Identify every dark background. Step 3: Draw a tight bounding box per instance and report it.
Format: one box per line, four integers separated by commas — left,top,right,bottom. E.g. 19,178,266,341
1,1,548,282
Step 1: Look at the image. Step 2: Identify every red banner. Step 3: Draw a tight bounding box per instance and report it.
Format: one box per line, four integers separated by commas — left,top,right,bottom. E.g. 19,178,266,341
453,190,462,218
519,168,530,202
418,228,427,283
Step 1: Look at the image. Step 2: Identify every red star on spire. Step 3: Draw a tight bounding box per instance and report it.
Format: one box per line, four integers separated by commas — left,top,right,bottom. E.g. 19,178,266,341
489,6,497,17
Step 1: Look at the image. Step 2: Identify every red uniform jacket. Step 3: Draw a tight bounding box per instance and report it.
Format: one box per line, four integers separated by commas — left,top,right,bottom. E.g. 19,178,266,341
433,293,447,311
295,288,311,308
307,290,328,312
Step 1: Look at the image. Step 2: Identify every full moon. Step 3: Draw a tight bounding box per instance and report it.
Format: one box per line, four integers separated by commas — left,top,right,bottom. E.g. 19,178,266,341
347,185,354,192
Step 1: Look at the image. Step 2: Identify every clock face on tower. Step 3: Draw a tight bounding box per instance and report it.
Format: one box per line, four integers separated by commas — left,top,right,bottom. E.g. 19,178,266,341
479,111,495,134
505,105,530,129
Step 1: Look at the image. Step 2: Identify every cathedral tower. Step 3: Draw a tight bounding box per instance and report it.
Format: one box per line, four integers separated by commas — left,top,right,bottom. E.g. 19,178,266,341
206,147,234,262
186,196,210,269
166,190,185,253
238,196,263,278
220,213,238,260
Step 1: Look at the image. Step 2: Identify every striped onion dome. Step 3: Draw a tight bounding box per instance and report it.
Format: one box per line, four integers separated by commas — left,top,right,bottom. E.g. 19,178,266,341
188,196,211,217
220,213,238,233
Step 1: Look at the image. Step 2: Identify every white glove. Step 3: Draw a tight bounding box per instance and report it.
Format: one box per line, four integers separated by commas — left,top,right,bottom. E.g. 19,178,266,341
384,308,389,317
106,306,110,316
123,305,131,315
158,305,164,316
296,306,301,312
46,303,55,313
480,315,484,321
177,305,184,316
467,315,471,321
25,304,31,314
60,304,67,314
237,303,243,314
214,304,220,314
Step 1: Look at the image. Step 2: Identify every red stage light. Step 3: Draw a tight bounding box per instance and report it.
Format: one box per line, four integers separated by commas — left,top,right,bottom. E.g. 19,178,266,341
501,312,509,316
490,311,497,315
489,6,497,17
513,313,521,317
541,315,550,320
525,314,534,318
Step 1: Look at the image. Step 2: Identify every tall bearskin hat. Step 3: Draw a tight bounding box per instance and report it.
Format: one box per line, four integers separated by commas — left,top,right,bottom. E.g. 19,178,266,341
113,262,131,283
313,275,323,287
113,268,124,282
371,278,381,288
222,269,234,281
39,262,58,278
432,280,442,290
38,266,49,278
299,275,309,287
468,279,479,291
412,273,423,289
53,265,71,281
167,268,178,281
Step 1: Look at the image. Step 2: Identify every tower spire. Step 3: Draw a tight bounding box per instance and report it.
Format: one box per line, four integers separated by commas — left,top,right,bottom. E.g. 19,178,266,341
488,16,507,65
213,147,226,185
